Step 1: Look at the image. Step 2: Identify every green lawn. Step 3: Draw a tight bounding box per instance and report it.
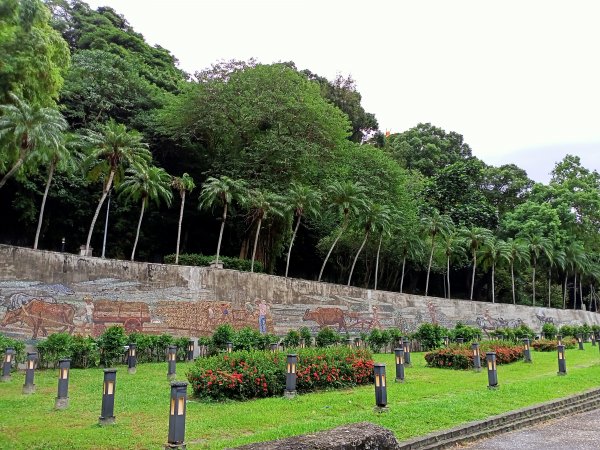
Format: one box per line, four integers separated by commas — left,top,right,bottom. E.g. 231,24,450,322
1,345,600,449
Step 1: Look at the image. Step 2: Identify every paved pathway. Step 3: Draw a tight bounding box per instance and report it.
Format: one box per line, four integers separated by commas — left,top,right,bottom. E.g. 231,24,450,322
464,408,600,449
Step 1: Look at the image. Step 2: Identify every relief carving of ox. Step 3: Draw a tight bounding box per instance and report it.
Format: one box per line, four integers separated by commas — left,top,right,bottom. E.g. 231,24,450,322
303,307,347,331
1,300,75,338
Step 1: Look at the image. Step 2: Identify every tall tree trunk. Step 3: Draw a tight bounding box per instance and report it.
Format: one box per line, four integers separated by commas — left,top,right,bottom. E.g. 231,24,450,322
175,190,185,264
250,217,262,273
215,202,228,265
400,256,407,293
425,239,435,296
285,214,302,277
348,232,369,286
33,159,56,249
573,273,577,310
447,256,451,300
491,263,496,304
131,199,146,261
532,257,537,307
563,272,568,309
511,261,516,305
548,268,552,308
318,215,348,282
374,235,382,291
86,170,115,254
0,154,26,189
470,252,477,300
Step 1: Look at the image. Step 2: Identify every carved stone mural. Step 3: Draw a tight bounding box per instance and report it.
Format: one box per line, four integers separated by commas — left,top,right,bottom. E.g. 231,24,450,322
0,244,598,342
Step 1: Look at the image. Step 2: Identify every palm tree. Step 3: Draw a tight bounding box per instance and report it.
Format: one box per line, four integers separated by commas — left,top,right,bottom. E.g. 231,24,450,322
479,238,508,304
347,203,392,287
318,181,367,282
421,210,453,297
525,233,551,307
119,164,173,261
440,227,464,300
397,234,425,294
171,173,196,264
547,246,566,308
373,207,394,291
284,183,321,277
245,189,285,273
461,227,493,300
82,120,152,255
31,134,79,249
0,93,68,190
501,238,529,305
563,242,585,309
198,176,248,267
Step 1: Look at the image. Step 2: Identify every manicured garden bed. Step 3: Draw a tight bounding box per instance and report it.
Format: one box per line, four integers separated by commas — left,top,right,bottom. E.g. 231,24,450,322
424,341,524,369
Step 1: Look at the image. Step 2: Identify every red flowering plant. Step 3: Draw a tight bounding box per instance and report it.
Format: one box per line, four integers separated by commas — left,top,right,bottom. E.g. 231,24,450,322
425,341,524,370
187,347,374,401
531,338,576,352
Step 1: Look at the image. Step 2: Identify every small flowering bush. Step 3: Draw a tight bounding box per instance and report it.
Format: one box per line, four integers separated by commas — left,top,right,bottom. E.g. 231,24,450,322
187,347,374,401
424,341,524,370
532,338,577,352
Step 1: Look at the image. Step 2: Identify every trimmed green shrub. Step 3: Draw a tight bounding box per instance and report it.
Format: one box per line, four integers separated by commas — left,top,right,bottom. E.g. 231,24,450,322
187,347,374,401
164,253,264,273
37,332,73,368
450,323,482,342
70,335,100,368
212,324,235,350
299,327,312,346
316,327,341,347
233,327,263,351
425,342,523,370
367,328,388,352
542,323,558,339
97,326,127,367
0,333,26,365
532,338,577,352
282,329,300,348
413,323,448,350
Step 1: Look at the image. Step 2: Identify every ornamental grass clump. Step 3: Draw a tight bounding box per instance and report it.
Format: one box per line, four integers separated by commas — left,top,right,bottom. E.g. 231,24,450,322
187,347,373,401
424,341,524,370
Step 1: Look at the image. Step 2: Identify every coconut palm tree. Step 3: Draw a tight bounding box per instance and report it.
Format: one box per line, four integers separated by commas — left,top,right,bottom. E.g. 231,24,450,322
501,238,529,305
525,233,551,307
0,93,68,189
245,189,285,273
30,133,80,249
171,173,196,264
440,227,464,300
397,234,425,294
284,183,321,277
546,246,566,308
373,207,394,291
562,242,585,309
421,210,453,297
82,120,152,255
347,203,392,287
479,238,508,304
119,164,173,261
198,176,248,267
461,227,493,300
318,181,367,282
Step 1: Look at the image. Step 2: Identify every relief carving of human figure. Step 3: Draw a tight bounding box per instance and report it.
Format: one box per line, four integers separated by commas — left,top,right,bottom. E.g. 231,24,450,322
256,299,269,334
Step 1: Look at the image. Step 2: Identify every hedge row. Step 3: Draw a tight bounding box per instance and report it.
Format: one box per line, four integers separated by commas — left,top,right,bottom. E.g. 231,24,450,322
532,338,577,352
0,334,25,363
187,347,374,401
424,342,524,370
163,253,264,273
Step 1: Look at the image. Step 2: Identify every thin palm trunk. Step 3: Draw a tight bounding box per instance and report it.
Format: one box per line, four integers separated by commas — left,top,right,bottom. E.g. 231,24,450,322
573,273,577,310
532,257,537,306
175,190,186,264
425,240,435,296
285,214,302,277
348,231,369,286
548,268,552,308
0,155,26,189
318,215,348,282
511,261,516,305
470,252,477,300
491,263,496,303
250,217,262,273
400,256,406,293
563,272,568,309
131,199,146,261
86,170,115,254
374,235,382,291
34,159,56,249
447,256,451,299
215,202,228,265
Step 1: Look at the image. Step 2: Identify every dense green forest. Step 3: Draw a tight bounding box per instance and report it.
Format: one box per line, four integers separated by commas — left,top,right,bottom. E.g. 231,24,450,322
1,0,599,310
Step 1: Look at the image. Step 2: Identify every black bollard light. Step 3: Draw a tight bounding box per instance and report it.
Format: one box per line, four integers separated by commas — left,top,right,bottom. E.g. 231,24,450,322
354,337,361,348
523,338,532,363
472,342,481,372
456,337,464,345
577,334,584,350
300,338,305,349
187,340,194,361
99,369,117,425
167,346,177,381
285,354,298,398
128,344,137,374
270,342,278,353
346,338,353,348
1,347,14,382
373,363,388,412
165,382,187,449
55,359,71,409
557,334,562,345
402,338,412,366
226,342,233,354
486,352,498,389
394,348,405,383
443,336,449,347
557,344,567,375
23,352,37,394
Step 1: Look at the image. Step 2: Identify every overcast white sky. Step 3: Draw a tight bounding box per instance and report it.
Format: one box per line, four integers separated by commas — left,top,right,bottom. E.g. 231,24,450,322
84,0,600,183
